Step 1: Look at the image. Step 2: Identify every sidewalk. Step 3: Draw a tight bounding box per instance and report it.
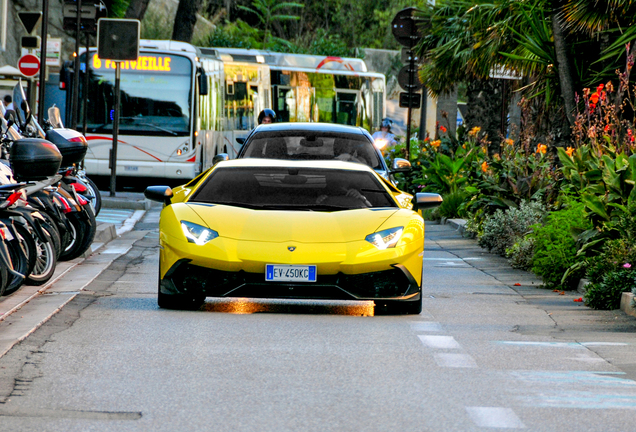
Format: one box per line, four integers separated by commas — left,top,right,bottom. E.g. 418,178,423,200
0,190,148,328
437,218,636,320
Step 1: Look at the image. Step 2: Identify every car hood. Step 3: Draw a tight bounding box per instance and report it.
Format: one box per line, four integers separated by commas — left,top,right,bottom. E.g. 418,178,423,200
185,203,401,243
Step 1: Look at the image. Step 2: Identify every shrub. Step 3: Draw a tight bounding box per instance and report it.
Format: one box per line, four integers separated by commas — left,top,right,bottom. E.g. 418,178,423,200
438,190,467,219
506,237,535,270
478,200,545,256
584,269,636,310
529,198,592,289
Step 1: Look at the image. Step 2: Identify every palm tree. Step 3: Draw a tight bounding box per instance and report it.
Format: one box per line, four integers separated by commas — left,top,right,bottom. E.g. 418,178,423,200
237,0,304,47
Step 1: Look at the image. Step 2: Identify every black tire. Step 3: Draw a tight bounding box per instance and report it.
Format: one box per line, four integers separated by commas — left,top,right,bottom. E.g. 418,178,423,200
3,226,33,295
25,226,57,286
0,261,8,296
157,274,204,310
58,212,86,261
376,296,422,315
39,212,62,260
82,176,102,216
74,205,97,257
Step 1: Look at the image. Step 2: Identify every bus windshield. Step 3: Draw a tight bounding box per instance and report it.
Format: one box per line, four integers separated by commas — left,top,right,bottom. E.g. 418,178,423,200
81,52,193,136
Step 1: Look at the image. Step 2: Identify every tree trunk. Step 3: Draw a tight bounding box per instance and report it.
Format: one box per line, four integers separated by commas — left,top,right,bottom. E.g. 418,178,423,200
172,0,203,43
465,79,504,155
551,1,576,129
124,0,152,20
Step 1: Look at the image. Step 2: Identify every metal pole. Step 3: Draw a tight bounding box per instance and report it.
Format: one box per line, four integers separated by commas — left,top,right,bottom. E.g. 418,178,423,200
109,62,120,196
82,31,89,136
71,0,82,129
37,0,49,126
406,52,414,161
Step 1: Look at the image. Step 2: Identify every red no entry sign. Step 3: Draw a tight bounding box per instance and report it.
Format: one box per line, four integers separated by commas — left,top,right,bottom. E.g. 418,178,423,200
18,54,40,77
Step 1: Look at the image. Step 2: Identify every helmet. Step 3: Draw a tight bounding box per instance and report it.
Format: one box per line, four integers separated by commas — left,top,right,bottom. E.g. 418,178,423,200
381,118,393,129
258,109,277,124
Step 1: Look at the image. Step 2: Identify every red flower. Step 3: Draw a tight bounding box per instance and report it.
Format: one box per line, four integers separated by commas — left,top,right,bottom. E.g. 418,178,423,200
590,92,599,104
597,83,604,93
589,103,596,110
439,126,447,133
604,125,611,132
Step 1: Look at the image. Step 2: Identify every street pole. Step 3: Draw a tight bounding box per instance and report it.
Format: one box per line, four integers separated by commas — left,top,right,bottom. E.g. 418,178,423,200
37,0,49,126
82,31,89,136
406,52,415,161
71,0,82,130
109,62,121,196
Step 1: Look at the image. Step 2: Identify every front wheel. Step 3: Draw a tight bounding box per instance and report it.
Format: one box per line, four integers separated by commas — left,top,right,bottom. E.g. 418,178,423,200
81,176,102,216
376,297,422,315
25,226,57,286
157,275,204,310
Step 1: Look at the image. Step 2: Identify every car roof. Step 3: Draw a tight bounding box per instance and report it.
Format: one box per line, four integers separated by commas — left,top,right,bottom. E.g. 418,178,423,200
213,158,376,172
252,122,368,135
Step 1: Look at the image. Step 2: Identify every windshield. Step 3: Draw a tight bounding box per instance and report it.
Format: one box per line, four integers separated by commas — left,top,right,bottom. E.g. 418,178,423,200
241,131,382,170
190,167,397,211
81,52,193,136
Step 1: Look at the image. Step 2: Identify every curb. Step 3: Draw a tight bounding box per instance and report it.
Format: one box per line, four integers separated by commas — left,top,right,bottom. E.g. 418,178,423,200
621,292,636,318
102,196,151,210
0,206,148,323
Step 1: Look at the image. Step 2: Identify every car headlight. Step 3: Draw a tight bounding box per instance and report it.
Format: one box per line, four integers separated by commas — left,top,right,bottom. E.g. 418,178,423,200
365,227,404,250
181,221,218,245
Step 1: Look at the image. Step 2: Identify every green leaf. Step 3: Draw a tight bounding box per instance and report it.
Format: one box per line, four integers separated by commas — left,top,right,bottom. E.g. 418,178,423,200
581,194,610,221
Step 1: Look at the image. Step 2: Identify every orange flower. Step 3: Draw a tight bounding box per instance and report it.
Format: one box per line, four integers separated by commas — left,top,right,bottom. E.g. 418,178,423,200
536,143,547,154
468,126,481,137
439,126,447,133
481,161,488,172
431,140,441,148
590,92,599,104
494,153,500,160
504,138,514,146
565,147,575,157
606,81,614,92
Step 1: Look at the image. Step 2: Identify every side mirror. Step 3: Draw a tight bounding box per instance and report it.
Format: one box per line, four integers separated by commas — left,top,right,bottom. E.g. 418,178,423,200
198,70,209,96
213,153,229,165
144,185,173,205
390,158,412,174
236,137,245,145
414,192,443,211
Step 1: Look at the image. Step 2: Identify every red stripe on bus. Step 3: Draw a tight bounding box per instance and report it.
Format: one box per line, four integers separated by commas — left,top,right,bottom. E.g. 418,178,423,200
131,146,163,162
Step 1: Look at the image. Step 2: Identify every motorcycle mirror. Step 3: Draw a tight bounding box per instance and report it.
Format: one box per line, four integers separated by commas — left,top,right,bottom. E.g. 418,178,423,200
12,82,29,126
48,106,63,128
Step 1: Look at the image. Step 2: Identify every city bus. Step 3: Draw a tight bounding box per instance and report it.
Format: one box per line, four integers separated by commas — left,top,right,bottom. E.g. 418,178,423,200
64,40,386,180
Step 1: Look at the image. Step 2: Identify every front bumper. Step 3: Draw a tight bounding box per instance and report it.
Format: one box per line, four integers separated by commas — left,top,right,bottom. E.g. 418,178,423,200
160,259,421,301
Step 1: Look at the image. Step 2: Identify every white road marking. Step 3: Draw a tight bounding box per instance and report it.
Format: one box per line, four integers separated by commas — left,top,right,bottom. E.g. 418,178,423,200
410,321,442,332
466,407,525,429
434,353,478,368
418,335,461,349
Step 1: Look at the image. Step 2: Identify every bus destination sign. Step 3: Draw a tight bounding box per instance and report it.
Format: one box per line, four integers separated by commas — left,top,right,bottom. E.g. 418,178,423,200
92,54,172,72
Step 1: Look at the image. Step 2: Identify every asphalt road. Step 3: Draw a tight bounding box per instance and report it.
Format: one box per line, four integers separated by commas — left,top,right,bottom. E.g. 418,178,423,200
0,216,635,431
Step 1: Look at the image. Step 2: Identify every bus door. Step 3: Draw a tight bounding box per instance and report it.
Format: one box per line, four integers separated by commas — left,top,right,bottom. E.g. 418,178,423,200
273,85,294,122
334,90,359,126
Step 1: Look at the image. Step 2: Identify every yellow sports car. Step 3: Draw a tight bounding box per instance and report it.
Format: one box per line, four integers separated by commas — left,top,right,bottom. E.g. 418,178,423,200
145,159,442,314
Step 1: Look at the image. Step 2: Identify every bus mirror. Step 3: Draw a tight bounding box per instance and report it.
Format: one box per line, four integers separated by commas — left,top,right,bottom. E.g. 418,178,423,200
198,71,209,96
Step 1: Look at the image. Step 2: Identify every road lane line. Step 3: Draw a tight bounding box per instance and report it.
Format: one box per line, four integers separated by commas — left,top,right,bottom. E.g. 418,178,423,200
434,353,478,368
465,407,525,428
418,335,461,349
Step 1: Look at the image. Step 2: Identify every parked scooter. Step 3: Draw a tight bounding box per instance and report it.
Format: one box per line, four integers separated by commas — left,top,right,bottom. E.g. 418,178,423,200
7,82,96,262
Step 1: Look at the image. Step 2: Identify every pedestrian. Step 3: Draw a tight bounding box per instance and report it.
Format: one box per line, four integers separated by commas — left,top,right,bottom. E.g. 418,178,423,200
3,95,13,111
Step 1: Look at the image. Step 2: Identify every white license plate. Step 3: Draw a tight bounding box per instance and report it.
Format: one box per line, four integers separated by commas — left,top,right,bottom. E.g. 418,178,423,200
265,264,317,282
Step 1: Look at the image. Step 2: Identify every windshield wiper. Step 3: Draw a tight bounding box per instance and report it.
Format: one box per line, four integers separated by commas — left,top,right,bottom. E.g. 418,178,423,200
119,117,179,135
